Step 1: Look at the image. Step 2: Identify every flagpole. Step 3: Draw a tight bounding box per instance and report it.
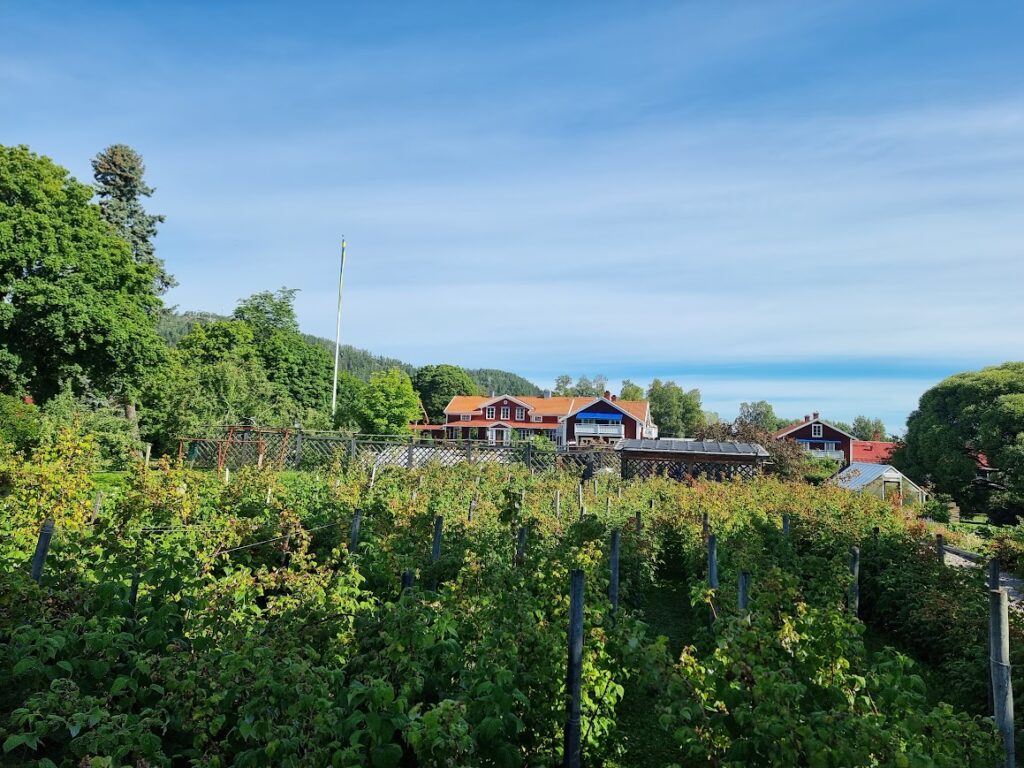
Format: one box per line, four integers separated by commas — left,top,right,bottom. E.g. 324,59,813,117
331,238,347,416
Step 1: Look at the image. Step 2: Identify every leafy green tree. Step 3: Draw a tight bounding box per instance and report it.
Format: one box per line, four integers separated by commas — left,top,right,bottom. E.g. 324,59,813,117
92,144,174,294
619,380,645,401
0,393,40,453
553,375,574,396
332,372,368,431
413,364,478,423
0,144,165,403
647,379,703,437
896,362,1024,515
850,415,888,441
358,369,421,435
736,401,782,432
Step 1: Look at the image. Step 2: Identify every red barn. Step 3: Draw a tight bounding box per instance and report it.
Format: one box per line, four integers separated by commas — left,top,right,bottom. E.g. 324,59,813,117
414,391,657,447
774,412,856,466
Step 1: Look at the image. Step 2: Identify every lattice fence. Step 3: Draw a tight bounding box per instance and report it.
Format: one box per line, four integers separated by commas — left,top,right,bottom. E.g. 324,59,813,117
621,456,763,482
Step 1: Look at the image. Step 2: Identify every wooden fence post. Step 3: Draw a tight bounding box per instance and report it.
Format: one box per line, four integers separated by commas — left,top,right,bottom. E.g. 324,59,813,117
293,426,303,467
702,512,710,545
579,504,586,523
563,569,584,768
92,491,103,525
990,587,1015,768
935,533,945,563
407,439,415,470
349,437,357,463
635,509,642,532
349,508,363,553
554,489,561,523
466,441,473,464
401,570,414,593
577,484,583,512
848,546,860,615
144,443,152,470
265,485,273,505
592,477,598,496
872,526,879,542
605,497,611,517
468,496,476,522
738,571,750,611
609,529,621,613
990,559,1001,590
782,513,790,537
30,518,55,584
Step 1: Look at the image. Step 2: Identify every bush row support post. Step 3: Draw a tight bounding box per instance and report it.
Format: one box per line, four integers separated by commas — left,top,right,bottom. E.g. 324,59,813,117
738,571,750,611
563,569,584,768
609,529,621,613
848,546,860,615
30,518,55,584
990,587,1015,768
349,508,362,553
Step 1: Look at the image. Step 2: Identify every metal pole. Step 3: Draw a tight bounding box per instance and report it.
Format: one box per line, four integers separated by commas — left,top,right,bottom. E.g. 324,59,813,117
128,570,140,608
555,489,561,523
990,587,1015,768
610,529,621,612
30,518,55,583
739,571,750,611
563,569,584,768
782,513,790,536
707,534,718,589
331,238,348,416
349,508,362,553
431,516,443,563
848,546,860,615
516,526,527,566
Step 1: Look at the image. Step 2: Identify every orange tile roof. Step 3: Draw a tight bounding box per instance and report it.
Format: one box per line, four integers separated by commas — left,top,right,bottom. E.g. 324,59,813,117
851,440,897,464
444,395,648,422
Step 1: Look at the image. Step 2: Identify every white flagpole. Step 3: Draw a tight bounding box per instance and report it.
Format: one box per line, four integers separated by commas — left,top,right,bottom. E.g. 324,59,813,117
331,238,347,416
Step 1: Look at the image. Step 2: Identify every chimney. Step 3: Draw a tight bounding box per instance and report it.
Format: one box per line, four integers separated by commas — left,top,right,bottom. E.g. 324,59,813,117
603,390,611,400
872,430,881,441
611,394,618,402
812,411,820,420
543,389,551,399
804,414,811,422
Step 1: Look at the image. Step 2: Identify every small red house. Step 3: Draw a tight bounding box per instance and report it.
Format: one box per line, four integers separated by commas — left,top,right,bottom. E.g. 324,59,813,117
414,391,657,447
774,412,856,466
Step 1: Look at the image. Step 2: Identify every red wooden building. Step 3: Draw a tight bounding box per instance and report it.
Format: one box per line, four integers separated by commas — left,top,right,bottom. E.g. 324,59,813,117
773,412,856,466
413,391,657,447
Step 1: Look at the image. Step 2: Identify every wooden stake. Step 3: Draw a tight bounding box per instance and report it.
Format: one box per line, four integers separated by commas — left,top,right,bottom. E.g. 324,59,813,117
349,508,362,553
739,571,750,611
609,529,621,613
30,518,55,583
990,587,1015,768
848,546,860,615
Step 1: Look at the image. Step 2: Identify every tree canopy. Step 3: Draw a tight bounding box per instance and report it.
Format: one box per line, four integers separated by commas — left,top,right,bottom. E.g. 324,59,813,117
92,144,174,294
619,380,645,401
647,379,703,437
895,362,1024,517
358,369,422,435
0,144,165,402
413,364,478,423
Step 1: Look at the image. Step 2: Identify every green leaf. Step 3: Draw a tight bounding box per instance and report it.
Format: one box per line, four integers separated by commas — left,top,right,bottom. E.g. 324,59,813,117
3,734,27,753
370,743,402,768
56,660,73,674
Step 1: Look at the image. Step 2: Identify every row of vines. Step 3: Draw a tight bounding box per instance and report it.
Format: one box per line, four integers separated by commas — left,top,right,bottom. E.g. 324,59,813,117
0,431,1017,766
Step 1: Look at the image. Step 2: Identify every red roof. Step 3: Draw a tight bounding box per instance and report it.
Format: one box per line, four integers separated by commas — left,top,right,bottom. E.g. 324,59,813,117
445,394,649,423
851,440,897,464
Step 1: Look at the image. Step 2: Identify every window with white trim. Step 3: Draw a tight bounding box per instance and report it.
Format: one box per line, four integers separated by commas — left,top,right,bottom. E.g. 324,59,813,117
811,423,823,438
485,406,495,419
460,414,471,421
501,406,510,420
532,415,542,423
515,407,525,421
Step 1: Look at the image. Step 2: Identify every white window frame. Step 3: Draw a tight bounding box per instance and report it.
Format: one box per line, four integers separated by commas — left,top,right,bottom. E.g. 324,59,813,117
501,406,510,420
532,415,542,423
460,414,471,421
811,423,823,438
515,407,525,421
485,406,495,419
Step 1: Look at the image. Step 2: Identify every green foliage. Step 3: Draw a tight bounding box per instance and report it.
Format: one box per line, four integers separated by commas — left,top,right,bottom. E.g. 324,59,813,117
40,391,142,470
553,374,608,397
850,415,888,441
736,400,783,432
803,456,840,485
0,144,165,402
91,144,173,294
647,379,702,437
619,380,644,401
412,364,479,423
464,369,542,397
897,362,1024,513
358,369,422,435
0,393,41,453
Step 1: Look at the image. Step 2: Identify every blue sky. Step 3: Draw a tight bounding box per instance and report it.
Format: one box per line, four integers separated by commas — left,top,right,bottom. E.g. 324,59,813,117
4,2,1024,432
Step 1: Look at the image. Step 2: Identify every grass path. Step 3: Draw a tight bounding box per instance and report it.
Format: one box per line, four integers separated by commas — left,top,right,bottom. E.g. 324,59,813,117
609,578,697,767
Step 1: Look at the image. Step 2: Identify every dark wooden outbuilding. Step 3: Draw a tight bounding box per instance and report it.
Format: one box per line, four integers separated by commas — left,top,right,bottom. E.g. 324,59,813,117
616,438,771,481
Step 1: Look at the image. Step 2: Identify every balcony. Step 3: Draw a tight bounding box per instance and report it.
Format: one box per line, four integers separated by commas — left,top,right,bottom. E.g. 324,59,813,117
805,449,845,461
575,423,625,439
